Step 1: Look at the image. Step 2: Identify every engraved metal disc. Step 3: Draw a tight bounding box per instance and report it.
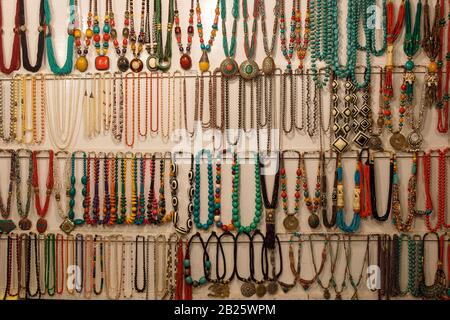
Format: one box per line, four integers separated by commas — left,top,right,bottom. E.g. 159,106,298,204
283,215,299,232
241,282,256,297
389,132,407,151
267,281,278,295
368,135,383,151
220,57,239,77
407,131,423,150
147,55,159,71
0,220,16,234
117,56,130,72
255,283,267,297
308,213,320,229
60,217,75,235
19,218,32,231
262,56,276,75
239,60,259,80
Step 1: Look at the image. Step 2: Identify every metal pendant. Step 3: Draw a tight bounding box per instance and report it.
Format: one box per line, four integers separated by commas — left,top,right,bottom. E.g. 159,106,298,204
262,56,276,75
0,220,16,234
147,55,159,71
60,217,75,235
158,58,172,72
323,288,331,300
283,215,299,232
130,58,144,73
36,218,47,234
220,57,239,77
19,217,32,231
241,282,256,297
389,132,407,151
308,213,320,229
117,56,130,72
368,135,383,151
407,131,423,150
239,60,259,80
255,283,267,297
208,283,230,298
267,281,278,295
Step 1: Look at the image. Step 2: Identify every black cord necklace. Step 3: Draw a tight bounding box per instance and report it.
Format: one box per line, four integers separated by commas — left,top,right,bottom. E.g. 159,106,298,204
266,234,283,295
19,0,46,72
134,235,147,293
204,231,227,297
370,152,394,221
250,230,269,298
235,231,255,297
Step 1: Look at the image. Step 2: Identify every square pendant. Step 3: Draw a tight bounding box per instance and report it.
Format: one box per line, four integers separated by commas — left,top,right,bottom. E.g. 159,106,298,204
60,218,75,235
333,137,349,153
353,131,370,148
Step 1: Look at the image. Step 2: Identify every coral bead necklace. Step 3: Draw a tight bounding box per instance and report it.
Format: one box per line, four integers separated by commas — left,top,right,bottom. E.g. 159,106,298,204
174,0,195,70
280,150,301,232
279,0,298,72
300,152,322,229
0,0,21,74
195,0,220,72
92,0,114,71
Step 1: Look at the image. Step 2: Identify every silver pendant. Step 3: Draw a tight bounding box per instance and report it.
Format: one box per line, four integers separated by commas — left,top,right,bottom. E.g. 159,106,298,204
407,131,423,150
241,282,256,297
147,55,159,71
262,56,276,75
390,132,407,151
368,135,383,151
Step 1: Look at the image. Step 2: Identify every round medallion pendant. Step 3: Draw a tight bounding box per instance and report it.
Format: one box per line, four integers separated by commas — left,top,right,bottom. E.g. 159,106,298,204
117,56,130,72
267,281,278,295
241,282,256,297
390,132,407,151
146,55,159,71
323,288,331,300
220,57,238,77
95,55,110,71
75,56,88,72
130,58,144,73
308,213,320,229
36,218,47,234
255,283,267,297
239,60,259,80
180,54,192,70
283,215,299,232
368,135,383,151
158,58,172,72
407,131,423,150
19,218,32,231
262,56,276,75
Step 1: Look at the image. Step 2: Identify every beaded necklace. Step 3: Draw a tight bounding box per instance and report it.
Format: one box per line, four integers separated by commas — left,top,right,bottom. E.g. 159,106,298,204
73,0,91,72
44,0,75,75
16,149,33,231
159,153,169,224
196,0,220,72
0,80,18,143
279,0,298,72
146,153,158,224
171,153,194,235
134,153,146,225
422,0,441,106
154,0,174,71
259,0,279,75
32,150,54,234
0,0,21,74
219,0,239,77
53,151,75,234
239,0,259,80
117,152,129,225
92,236,104,295
124,72,135,147
82,153,94,226
0,150,16,234
125,153,137,224
193,149,215,230
294,0,311,71
69,152,86,226
55,234,65,295
322,153,337,228
129,0,145,72
336,152,362,233
391,152,417,232
101,153,112,225
174,0,195,70
419,233,447,299
343,235,369,300
313,235,341,300
249,230,269,297
300,152,322,229
19,0,46,72
108,154,119,225
231,153,263,233
279,151,301,232
437,0,449,133
26,233,41,298
92,0,113,70
44,234,56,296
184,233,211,294
104,235,124,299
115,0,131,72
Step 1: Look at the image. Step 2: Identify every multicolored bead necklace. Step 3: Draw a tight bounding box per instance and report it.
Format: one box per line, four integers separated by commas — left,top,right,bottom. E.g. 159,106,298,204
174,0,195,70
92,0,113,70
239,0,259,80
129,0,146,72
114,0,131,72
279,0,298,72
73,0,92,72
32,150,54,234
196,0,220,72
300,152,322,229
280,150,301,233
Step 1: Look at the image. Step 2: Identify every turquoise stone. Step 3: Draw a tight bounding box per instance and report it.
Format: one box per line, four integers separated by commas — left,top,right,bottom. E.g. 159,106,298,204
405,60,415,71
184,259,190,268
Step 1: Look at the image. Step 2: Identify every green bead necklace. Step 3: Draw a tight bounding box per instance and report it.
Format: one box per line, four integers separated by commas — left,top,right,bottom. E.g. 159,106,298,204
219,0,239,77
69,152,86,226
231,153,263,233
45,233,56,296
154,0,174,71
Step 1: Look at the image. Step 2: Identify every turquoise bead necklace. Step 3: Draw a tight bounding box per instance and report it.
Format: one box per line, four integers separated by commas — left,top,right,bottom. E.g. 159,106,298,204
193,149,215,230
184,232,211,288
336,152,361,233
231,153,263,233
44,0,75,75
219,0,239,77
362,0,388,57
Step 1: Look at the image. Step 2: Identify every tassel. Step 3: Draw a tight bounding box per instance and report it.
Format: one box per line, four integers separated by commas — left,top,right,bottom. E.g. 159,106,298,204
183,240,193,300
383,68,394,98
175,239,184,300
425,71,439,107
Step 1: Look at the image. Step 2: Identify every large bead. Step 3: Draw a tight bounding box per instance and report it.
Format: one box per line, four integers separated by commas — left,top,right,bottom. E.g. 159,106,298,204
117,56,129,72
75,56,88,72
180,54,192,70
199,51,210,72
405,59,415,71
95,55,110,71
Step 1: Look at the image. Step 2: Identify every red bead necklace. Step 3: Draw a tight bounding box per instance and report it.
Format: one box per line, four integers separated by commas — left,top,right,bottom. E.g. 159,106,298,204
174,0,195,70
0,0,21,74
360,150,372,219
32,150,54,234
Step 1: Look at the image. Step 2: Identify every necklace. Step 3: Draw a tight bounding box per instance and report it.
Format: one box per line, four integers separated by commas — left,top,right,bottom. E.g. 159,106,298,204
437,0,449,133
92,236,104,295
193,150,215,230
0,0,21,74
73,0,91,72
259,0,279,75
68,152,86,226
55,234,65,295
280,150,301,232
171,153,194,235
129,0,145,72
146,154,157,224
16,149,33,231
44,0,75,75
322,153,337,228
112,72,124,142
279,0,298,72
239,0,259,80
114,0,131,71
300,152,322,229
0,79,18,143
422,0,441,106
124,73,135,147
219,0,239,77
295,0,310,71
420,233,447,299
174,0,194,70
391,152,417,232
26,233,41,298
232,153,263,233
92,0,113,70
47,76,82,150
53,151,75,234
196,0,220,72
44,234,56,296
32,150,54,233
313,235,339,300
19,0,45,72
369,152,394,222
105,235,124,299
82,153,93,226
204,232,227,296
154,234,167,299
154,0,174,71
344,235,369,300
0,150,16,234
133,236,147,293
423,148,449,231
336,152,362,233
